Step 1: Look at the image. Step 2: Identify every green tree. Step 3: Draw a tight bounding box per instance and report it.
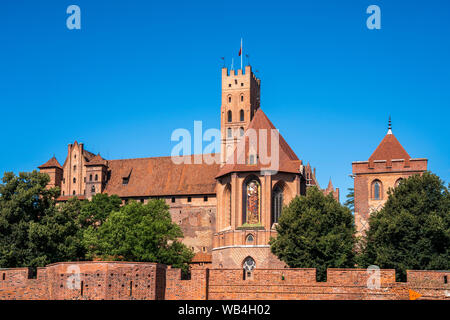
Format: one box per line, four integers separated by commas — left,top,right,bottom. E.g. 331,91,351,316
83,199,193,273
270,187,356,281
78,193,122,228
359,172,450,281
28,198,85,266
0,171,84,268
344,187,354,212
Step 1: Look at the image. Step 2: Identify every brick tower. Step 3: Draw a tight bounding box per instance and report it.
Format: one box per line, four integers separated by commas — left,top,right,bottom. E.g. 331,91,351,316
220,65,261,163
352,118,427,236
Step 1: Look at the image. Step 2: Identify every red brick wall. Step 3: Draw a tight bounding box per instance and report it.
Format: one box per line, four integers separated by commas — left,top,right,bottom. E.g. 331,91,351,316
166,268,450,300
2,264,448,300
0,262,166,300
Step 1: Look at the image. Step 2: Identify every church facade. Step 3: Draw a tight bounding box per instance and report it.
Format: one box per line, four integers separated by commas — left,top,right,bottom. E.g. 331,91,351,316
38,65,340,269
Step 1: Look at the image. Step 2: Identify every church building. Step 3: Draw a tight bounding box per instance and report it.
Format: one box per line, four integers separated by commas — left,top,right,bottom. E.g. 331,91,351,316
38,66,339,269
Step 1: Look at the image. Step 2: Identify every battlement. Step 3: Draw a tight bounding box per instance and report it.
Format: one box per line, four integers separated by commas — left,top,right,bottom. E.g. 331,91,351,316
1,263,448,300
352,158,428,174
166,267,450,300
222,66,260,85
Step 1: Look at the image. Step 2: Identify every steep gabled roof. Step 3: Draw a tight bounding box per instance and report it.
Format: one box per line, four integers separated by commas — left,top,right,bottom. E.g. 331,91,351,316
216,108,301,178
38,156,62,169
369,132,410,162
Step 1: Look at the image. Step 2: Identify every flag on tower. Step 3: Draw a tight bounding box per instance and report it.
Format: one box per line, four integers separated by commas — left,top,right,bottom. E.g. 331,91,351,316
239,38,243,70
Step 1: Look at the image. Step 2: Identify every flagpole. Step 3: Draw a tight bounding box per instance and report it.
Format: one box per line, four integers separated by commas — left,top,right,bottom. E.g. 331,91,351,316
241,38,243,70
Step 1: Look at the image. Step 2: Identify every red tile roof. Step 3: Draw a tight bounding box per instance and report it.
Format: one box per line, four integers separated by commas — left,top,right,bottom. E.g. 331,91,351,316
57,195,86,201
191,252,212,263
103,155,220,197
369,133,411,162
216,108,301,178
86,154,108,167
38,156,62,169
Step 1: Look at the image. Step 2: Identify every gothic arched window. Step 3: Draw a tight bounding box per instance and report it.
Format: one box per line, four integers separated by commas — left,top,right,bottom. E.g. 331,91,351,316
95,174,98,181
227,127,232,138
246,234,254,244
227,110,232,122
372,180,382,200
239,127,244,137
395,178,403,188
91,185,96,194
272,185,283,224
224,184,232,227
240,109,244,121
243,177,261,225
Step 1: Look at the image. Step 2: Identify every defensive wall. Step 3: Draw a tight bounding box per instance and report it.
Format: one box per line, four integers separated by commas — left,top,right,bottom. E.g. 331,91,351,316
0,262,448,300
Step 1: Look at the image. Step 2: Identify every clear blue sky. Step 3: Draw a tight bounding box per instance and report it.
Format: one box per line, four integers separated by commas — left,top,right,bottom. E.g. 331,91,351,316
0,0,449,201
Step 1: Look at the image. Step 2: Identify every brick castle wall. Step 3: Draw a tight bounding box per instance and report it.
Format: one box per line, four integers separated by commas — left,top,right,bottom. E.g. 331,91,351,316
166,268,449,300
0,262,166,300
1,262,448,300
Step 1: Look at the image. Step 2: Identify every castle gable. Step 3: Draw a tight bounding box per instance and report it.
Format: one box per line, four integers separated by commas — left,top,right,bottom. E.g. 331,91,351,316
216,108,300,178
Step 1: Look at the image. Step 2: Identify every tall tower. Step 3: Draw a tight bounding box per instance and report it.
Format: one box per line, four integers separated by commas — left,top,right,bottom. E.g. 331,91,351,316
352,119,427,236
220,65,260,163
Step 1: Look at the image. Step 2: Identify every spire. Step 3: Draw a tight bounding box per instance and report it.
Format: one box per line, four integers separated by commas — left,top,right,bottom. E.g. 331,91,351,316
387,116,392,135
327,178,334,190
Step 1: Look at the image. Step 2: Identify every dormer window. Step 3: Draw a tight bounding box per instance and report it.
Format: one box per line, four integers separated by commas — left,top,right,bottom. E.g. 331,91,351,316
122,177,129,185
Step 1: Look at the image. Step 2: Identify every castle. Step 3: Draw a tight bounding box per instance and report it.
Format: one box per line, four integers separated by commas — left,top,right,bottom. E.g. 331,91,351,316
37,66,426,270
37,66,339,269
1,66,444,301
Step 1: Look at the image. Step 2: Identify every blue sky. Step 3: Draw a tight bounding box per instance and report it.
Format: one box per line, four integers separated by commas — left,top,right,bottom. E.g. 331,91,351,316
0,0,449,201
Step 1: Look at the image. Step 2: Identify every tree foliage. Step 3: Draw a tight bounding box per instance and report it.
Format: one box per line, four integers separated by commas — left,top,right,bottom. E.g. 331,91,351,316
344,187,354,212
359,172,450,281
270,187,356,281
83,199,193,273
0,171,83,268
78,193,122,228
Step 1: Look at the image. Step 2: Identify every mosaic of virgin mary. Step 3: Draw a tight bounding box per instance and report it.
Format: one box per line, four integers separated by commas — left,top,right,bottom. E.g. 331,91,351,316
246,180,260,224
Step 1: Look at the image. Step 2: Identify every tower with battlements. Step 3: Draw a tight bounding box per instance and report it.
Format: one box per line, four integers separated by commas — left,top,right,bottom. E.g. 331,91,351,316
220,66,261,163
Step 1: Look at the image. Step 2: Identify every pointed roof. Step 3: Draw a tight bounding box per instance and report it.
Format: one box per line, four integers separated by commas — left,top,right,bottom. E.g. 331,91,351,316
327,178,334,190
369,132,410,162
216,108,301,178
38,156,62,169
